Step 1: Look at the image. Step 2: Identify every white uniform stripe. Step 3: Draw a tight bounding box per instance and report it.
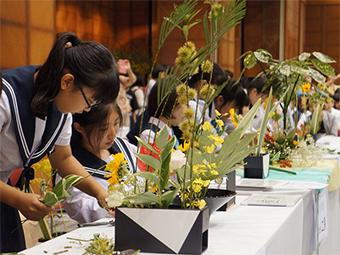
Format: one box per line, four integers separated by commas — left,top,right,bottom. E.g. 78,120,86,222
3,78,65,162
115,138,134,173
2,78,31,158
32,117,65,159
84,167,109,176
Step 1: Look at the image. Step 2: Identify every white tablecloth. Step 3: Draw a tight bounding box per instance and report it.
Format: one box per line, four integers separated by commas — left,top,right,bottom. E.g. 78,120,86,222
22,135,340,255
23,191,335,255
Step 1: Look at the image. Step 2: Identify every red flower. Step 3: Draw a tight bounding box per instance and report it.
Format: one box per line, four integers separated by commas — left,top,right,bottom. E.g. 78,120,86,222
137,134,171,172
265,134,275,143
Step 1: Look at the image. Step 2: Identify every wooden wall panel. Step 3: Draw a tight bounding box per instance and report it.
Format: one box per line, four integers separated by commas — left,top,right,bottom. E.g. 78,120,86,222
55,0,150,56
0,0,27,23
285,0,301,59
1,24,28,69
304,2,340,73
1,0,55,70
28,0,55,66
243,0,280,76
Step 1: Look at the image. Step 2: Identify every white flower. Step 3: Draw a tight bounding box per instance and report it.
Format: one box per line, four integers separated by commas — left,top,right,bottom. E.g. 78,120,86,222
106,189,125,207
170,150,186,171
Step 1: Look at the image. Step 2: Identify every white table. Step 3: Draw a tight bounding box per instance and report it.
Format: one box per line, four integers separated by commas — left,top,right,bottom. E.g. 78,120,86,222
22,194,310,255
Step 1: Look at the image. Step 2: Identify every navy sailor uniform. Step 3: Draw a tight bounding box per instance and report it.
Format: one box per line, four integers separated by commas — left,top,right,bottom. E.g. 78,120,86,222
58,137,137,223
0,66,70,252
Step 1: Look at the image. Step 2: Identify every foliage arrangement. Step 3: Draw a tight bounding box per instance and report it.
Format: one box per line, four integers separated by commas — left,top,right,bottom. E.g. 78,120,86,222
26,159,83,241
104,0,263,210
240,49,335,131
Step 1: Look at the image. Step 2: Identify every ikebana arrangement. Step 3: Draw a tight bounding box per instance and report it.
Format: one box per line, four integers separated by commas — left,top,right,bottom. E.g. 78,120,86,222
30,0,338,254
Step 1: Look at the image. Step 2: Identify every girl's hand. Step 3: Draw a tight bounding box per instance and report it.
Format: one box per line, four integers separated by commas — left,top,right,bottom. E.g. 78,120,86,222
16,192,53,221
98,197,116,217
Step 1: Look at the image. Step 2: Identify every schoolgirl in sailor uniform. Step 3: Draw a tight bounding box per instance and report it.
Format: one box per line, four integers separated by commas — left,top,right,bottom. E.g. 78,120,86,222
0,32,119,252
58,102,137,223
212,79,247,135
138,79,184,172
187,62,227,124
242,76,271,130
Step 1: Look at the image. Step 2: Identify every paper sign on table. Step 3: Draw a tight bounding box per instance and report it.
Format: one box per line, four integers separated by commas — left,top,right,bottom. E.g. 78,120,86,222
317,188,328,242
241,194,302,207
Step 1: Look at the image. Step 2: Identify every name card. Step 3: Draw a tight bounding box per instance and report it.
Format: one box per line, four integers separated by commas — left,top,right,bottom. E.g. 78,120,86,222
241,194,302,207
317,188,328,243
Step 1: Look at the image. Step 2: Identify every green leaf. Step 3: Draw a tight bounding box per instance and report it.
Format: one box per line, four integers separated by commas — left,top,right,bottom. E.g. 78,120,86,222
256,87,273,155
160,153,171,191
133,172,160,186
298,52,311,61
290,65,310,76
135,136,159,155
236,99,261,136
41,191,59,207
182,25,189,40
312,52,336,63
216,146,256,177
176,164,192,181
134,153,161,170
160,136,175,161
187,147,205,167
243,52,257,69
310,103,323,134
52,178,69,201
156,125,170,149
203,12,210,45
38,218,52,240
216,127,244,164
279,64,291,76
311,59,336,77
62,174,83,191
270,152,281,162
254,49,272,63
308,67,326,84
161,188,180,208
124,192,160,206
159,137,175,190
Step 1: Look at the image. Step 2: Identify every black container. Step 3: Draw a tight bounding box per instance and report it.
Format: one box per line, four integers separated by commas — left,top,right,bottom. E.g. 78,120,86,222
217,170,236,211
115,206,209,254
204,189,236,216
244,154,270,179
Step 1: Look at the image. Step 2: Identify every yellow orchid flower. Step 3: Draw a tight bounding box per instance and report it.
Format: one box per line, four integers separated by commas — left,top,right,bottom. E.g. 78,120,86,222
302,83,311,93
178,141,191,152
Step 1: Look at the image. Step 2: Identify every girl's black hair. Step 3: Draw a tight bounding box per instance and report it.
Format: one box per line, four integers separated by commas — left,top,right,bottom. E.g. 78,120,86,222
33,31,120,118
151,64,170,79
71,102,122,155
147,78,179,119
187,62,227,88
243,76,270,95
131,73,145,88
332,89,340,102
219,79,247,113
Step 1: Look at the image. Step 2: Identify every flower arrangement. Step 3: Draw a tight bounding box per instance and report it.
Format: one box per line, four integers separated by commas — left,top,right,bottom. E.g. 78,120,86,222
240,49,335,131
286,135,329,168
105,101,260,210
237,48,336,171
104,0,264,211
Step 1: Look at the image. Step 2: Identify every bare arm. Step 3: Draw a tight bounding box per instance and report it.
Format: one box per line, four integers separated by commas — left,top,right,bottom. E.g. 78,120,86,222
0,181,52,221
49,144,109,206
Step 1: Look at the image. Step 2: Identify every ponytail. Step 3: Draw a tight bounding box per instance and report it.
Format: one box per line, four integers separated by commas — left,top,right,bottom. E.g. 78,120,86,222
32,32,119,118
